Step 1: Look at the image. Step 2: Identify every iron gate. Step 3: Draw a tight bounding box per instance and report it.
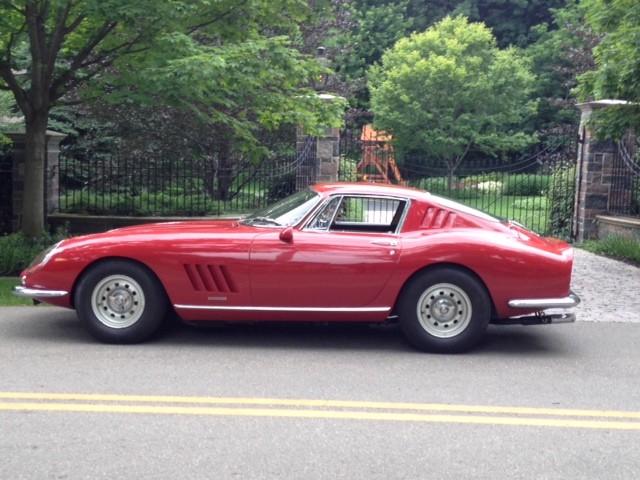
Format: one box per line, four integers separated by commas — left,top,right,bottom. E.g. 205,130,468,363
611,133,640,216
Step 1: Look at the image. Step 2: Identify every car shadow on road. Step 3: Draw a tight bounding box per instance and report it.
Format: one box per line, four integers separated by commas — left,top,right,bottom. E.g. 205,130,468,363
2,307,574,356
164,321,569,357
475,325,570,356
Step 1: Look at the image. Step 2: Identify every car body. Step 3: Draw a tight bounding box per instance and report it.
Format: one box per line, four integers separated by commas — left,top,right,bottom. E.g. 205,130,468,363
14,182,579,352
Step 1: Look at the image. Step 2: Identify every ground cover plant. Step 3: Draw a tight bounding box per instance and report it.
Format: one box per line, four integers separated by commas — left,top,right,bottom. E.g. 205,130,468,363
0,278,33,306
580,236,640,266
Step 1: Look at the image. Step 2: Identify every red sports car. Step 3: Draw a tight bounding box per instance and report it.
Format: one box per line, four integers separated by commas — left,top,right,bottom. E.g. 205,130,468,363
14,182,579,352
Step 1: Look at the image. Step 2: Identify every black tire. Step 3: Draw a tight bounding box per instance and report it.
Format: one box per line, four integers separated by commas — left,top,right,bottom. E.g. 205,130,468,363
398,267,491,353
74,260,169,344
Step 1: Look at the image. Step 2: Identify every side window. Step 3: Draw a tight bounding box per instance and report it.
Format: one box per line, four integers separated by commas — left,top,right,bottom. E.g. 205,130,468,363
332,197,406,233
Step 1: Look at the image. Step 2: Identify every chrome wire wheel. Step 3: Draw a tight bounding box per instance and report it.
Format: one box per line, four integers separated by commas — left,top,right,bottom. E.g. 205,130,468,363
416,282,473,339
90,274,145,329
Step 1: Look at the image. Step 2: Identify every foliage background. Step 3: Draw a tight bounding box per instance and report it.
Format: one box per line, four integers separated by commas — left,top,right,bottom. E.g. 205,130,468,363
1,0,637,237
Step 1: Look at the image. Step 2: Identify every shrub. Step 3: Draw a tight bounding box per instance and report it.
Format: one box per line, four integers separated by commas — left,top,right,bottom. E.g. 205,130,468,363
503,174,551,196
475,180,503,193
512,197,548,211
415,177,450,195
0,231,67,276
339,158,359,181
414,177,481,200
547,164,576,239
266,172,296,202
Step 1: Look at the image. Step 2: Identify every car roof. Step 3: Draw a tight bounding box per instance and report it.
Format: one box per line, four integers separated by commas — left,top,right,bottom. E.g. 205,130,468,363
312,182,430,200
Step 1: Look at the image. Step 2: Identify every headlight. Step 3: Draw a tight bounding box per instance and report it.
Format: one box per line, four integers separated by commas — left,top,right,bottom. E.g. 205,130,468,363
27,240,64,271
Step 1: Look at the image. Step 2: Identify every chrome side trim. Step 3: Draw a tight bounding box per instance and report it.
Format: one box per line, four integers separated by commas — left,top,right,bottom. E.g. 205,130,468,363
174,304,390,313
12,286,68,298
508,292,581,310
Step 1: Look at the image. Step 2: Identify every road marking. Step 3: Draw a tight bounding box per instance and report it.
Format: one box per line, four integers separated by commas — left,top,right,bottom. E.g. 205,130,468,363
1,392,640,430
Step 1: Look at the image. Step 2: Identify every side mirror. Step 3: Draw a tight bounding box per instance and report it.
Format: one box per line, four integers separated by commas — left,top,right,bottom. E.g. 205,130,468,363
279,226,294,243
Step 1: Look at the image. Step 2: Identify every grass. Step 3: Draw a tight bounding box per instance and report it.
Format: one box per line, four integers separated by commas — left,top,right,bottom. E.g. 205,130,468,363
579,235,640,266
0,278,35,306
458,195,549,234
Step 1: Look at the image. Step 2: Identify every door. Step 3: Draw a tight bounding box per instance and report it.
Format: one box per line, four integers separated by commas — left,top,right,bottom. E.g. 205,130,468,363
249,195,406,308
250,230,400,308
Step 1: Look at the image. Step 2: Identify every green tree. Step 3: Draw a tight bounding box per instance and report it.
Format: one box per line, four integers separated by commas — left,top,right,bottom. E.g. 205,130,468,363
575,0,640,138
334,0,459,114
454,0,567,48
515,0,599,166
0,0,343,237
0,90,18,144
368,15,537,185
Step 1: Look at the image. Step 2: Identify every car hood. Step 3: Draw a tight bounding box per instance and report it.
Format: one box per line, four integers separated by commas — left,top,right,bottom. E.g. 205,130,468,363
107,219,242,235
57,219,269,251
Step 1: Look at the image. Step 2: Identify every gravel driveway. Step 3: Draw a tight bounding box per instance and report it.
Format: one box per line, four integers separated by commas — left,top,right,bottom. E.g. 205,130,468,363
571,248,640,323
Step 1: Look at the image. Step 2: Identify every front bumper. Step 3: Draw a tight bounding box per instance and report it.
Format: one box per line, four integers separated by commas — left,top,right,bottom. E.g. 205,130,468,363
12,286,68,298
508,292,581,310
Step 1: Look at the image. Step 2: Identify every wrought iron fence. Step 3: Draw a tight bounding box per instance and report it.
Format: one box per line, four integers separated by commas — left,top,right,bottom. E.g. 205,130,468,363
56,129,579,240
0,149,12,234
58,147,317,217
339,131,577,239
610,133,640,217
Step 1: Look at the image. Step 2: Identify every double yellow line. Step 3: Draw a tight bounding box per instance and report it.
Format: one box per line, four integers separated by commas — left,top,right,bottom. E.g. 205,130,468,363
1,392,640,430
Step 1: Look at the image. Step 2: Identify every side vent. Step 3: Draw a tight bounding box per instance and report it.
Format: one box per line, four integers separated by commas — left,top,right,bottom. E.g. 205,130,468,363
184,264,239,293
422,207,457,229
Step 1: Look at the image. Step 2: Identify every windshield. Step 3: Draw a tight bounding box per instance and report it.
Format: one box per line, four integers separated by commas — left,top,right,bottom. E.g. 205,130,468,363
241,188,322,227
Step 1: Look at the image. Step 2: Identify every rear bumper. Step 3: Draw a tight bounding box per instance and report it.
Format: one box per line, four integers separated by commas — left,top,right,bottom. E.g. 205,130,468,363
508,292,581,310
12,286,68,298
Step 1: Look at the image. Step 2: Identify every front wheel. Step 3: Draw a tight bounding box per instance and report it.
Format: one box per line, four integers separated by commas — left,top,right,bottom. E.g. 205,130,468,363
74,260,169,343
398,268,491,353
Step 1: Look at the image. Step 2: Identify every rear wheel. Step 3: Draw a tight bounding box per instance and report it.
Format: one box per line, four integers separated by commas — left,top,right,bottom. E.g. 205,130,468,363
74,260,169,343
398,268,490,353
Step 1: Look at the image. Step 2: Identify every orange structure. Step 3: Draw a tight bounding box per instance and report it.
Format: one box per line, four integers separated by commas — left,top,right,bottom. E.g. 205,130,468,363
356,125,403,184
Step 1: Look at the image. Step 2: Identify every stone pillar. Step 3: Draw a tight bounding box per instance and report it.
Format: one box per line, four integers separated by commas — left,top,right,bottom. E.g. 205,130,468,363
573,100,627,242
315,125,340,183
45,130,66,214
296,94,343,189
6,130,67,232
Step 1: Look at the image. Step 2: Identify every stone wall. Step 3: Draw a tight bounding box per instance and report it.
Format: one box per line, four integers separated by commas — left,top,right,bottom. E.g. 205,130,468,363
596,215,640,242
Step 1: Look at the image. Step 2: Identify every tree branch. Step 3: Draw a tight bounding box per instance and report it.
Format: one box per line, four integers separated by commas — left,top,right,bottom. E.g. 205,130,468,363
42,1,76,95
50,20,118,100
187,0,252,34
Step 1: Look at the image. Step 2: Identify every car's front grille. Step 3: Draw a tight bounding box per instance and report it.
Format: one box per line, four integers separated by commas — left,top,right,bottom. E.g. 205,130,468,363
183,264,238,293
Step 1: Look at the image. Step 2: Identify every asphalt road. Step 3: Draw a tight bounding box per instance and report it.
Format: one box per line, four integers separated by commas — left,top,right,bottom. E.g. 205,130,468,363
1,304,639,479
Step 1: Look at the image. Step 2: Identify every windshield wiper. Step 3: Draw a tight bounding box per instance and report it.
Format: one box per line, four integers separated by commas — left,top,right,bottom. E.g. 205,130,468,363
244,216,283,227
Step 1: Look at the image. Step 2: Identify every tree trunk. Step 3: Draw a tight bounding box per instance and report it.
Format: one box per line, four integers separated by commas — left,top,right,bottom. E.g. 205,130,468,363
215,134,234,201
21,111,49,238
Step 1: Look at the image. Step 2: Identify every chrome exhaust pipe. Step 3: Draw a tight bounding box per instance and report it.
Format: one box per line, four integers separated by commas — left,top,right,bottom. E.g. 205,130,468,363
494,313,576,326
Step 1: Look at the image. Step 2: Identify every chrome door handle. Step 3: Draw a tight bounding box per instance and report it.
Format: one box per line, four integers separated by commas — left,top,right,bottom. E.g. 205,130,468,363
370,240,398,246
